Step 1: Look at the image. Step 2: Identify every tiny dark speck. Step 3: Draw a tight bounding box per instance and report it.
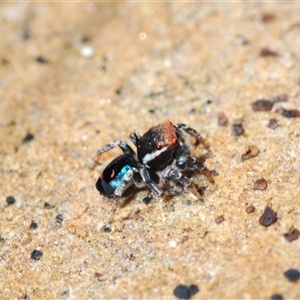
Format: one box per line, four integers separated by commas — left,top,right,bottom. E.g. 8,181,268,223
6,195,16,205
283,228,300,242
251,99,273,111
29,221,38,229
278,108,300,118
81,36,90,43
36,56,48,64
259,207,277,227
231,124,244,136
22,133,34,143
189,285,199,296
31,249,43,260
173,285,190,299
143,195,152,205
283,269,300,282
173,284,199,299
61,290,69,296
260,48,278,57
103,224,112,233
56,214,63,224
270,294,283,300
44,202,52,209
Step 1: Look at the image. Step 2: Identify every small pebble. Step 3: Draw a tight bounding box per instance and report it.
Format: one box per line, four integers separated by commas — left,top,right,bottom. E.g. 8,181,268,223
189,285,199,297
260,48,278,57
261,13,276,23
80,46,94,58
253,178,268,190
231,123,244,136
270,294,283,300
251,99,273,111
259,207,277,227
29,221,38,229
36,56,48,64
31,249,43,260
143,195,152,205
6,195,16,205
277,108,300,118
283,269,300,282
56,214,63,224
283,228,300,242
173,284,199,299
169,241,177,248
241,145,260,161
218,112,228,126
44,202,52,209
267,119,279,129
246,205,256,214
22,133,34,143
0,236,5,246
215,215,225,224
103,224,112,233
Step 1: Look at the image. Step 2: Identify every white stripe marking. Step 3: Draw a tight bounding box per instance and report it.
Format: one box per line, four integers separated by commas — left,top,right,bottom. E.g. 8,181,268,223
142,146,168,164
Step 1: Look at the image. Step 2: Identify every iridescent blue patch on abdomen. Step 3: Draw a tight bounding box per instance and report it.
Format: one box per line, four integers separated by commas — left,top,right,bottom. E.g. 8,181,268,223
109,165,132,189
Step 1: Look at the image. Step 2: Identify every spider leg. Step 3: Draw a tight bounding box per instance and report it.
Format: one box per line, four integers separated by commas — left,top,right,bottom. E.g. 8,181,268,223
138,164,163,197
89,140,136,170
175,123,209,148
129,132,140,146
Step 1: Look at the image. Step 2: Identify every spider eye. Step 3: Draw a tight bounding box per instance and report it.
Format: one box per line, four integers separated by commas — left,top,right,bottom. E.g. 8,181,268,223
156,144,163,150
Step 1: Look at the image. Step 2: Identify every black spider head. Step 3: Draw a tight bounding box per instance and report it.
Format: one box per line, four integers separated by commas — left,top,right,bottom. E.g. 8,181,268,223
137,121,180,171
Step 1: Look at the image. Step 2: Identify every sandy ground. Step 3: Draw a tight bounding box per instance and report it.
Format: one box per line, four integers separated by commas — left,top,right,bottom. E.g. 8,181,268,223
1,2,300,299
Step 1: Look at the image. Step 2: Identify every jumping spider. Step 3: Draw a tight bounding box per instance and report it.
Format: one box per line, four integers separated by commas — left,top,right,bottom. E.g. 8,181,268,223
91,121,212,205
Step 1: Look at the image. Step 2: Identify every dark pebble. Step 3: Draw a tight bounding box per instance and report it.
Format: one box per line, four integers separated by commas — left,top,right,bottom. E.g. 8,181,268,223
173,284,190,299
251,99,273,111
283,269,300,282
283,228,300,242
143,195,152,205
262,13,276,23
218,112,228,126
0,236,5,245
6,195,16,205
270,294,283,300
260,48,278,57
189,285,199,296
259,207,277,227
31,249,43,260
246,205,256,214
197,186,206,196
173,284,199,299
253,178,268,190
36,56,48,64
44,202,52,209
81,36,90,43
29,221,38,229
56,214,63,224
103,224,112,233
22,133,34,143
231,123,244,136
267,119,279,129
277,108,300,118
241,145,260,161
215,215,225,224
